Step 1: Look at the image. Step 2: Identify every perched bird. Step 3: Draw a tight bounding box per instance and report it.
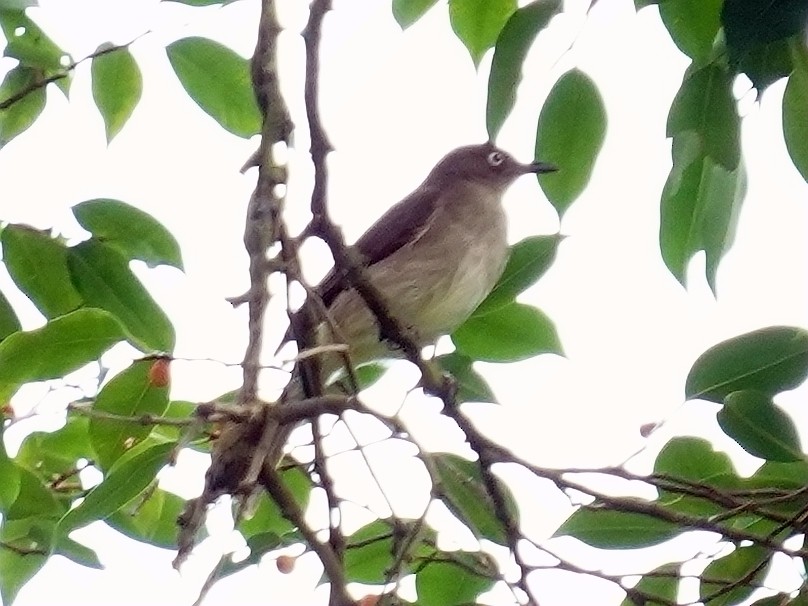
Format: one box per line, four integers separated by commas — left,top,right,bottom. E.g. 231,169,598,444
208,141,556,492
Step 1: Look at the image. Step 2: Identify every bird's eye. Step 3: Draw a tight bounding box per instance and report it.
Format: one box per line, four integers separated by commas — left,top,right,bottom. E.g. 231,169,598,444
487,151,505,167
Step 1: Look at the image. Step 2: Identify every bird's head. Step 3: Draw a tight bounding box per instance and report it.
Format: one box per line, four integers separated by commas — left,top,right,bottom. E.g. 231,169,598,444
428,142,557,193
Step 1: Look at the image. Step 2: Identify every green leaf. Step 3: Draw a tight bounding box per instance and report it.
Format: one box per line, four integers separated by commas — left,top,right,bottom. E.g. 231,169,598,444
654,437,735,482
0,518,54,606
448,0,517,67
667,64,740,171
742,461,808,517
436,352,497,404
486,0,561,139
392,0,439,28
621,563,680,606
652,437,740,515
718,390,803,462
657,0,722,63
0,9,69,73
699,545,771,606
0,289,21,341
5,464,65,520
721,0,808,61
535,69,607,216
474,234,562,316
555,503,680,549
238,467,311,539
88,360,170,471
166,36,261,138
58,441,174,533
1,224,83,318
67,239,175,353
55,536,103,569
107,487,187,549
783,42,808,182
416,560,493,606
452,301,561,362
0,309,125,402
659,131,746,291
0,65,46,147
431,452,518,544
344,519,394,583
16,416,95,482
91,45,142,142
72,199,183,270
0,426,21,512
734,36,793,92
685,326,808,402
752,460,808,489
150,399,197,444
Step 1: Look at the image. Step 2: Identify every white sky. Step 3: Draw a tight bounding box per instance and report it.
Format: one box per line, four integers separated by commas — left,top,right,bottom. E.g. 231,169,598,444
1,0,807,604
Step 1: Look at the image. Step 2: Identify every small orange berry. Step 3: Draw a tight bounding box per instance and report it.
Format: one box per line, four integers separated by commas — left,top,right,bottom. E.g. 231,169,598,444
149,358,170,388
356,595,379,606
276,555,296,574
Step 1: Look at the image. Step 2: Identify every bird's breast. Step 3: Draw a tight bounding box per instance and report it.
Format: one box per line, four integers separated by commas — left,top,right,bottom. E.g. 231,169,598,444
399,187,509,340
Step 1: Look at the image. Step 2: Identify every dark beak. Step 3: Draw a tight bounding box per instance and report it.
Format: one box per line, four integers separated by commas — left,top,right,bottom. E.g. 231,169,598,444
529,161,558,174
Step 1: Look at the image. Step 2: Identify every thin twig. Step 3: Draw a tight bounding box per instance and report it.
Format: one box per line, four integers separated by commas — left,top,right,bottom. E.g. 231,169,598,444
0,34,149,110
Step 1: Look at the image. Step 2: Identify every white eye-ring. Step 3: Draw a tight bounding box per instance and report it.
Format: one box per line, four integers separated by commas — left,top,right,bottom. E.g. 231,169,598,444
487,151,505,167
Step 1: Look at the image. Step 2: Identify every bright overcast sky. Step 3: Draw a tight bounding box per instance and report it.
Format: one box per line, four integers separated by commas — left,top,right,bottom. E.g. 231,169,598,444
2,0,808,604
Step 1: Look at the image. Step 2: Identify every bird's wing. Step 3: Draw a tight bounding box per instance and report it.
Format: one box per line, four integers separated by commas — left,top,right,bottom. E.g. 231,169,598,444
317,184,442,307
279,184,442,349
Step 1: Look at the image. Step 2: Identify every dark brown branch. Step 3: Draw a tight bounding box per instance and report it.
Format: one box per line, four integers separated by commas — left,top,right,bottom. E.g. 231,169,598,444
259,466,353,606
240,0,293,405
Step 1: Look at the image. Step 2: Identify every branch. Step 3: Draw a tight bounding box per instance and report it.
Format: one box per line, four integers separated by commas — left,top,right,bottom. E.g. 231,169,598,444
259,466,353,606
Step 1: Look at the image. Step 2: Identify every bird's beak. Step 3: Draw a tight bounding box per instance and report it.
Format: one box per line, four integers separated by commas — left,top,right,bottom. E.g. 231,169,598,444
527,161,558,174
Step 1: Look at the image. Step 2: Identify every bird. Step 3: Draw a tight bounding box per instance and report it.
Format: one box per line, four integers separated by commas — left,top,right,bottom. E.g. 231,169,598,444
207,141,556,493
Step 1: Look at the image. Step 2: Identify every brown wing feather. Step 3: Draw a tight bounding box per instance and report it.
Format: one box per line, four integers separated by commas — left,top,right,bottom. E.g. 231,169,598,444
280,184,443,347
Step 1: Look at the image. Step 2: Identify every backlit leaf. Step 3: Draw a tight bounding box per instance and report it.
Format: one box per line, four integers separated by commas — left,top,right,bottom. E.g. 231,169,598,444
0,309,125,401
1,224,82,318
166,36,260,137
449,0,516,67
436,352,497,404
0,289,21,341
667,64,740,171
659,131,746,291
89,360,170,471
486,0,561,139
783,41,808,182
0,518,53,606
555,503,680,549
474,233,561,316
718,390,803,462
657,0,722,63
58,441,174,533
67,239,175,352
392,0,439,29
686,326,808,402
535,69,606,216
0,65,46,147
416,560,493,606
91,45,142,142
431,452,518,543
453,302,561,362
72,199,183,270
699,545,771,606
